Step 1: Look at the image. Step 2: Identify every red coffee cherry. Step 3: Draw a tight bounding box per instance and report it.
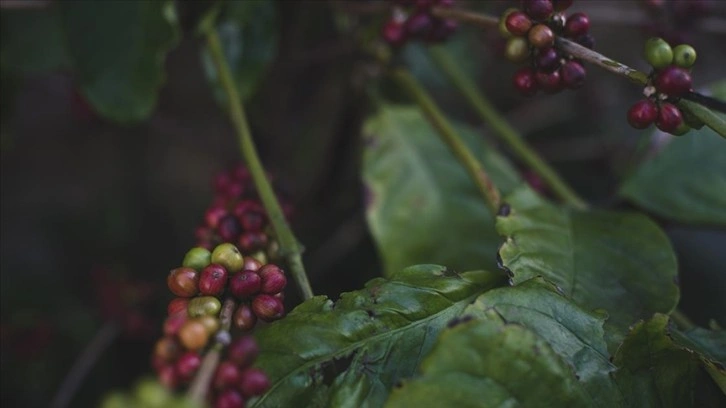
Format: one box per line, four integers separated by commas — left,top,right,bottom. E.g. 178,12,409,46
230,271,262,299
217,215,242,243
167,298,190,316
167,267,199,298
535,47,561,72
214,361,242,391
654,66,692,97
205,206,228,229
383,20,407,47
656,103,684,133
564,12,590,37
228,336,260,368
199,264,229,296
252,294,285,322
512,67,539,97
258,264,287,294
157,364,180,389
560,60,586,89
176,351,202,382
214,389,244,408
523,0,554,21
163,314,187,336
505,11,533,37
535,69,563,94
233,303,258,331
239,368,271,398
627,99,659,129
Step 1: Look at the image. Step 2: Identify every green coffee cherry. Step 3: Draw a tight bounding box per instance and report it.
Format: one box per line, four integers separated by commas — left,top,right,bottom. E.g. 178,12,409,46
211,243,244,272
187,296,222,318
673,44,697,68
505,37,530,64
134,377,172,408
644,37,673,69
670,120,691,136
182,247,211,271
100,392,131,408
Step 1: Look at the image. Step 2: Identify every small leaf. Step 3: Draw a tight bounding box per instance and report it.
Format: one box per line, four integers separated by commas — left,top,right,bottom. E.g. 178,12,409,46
60,1,180,123
362,105,522,276
0,6,70,73
496,187,679,350
613,314,726,407
619,127,726,226
200,0,278,104
384,310,592,407
250,265,502,407
465,280,623,407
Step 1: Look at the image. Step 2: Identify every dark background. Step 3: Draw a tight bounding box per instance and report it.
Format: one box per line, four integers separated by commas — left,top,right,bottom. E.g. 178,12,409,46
1,1,725,407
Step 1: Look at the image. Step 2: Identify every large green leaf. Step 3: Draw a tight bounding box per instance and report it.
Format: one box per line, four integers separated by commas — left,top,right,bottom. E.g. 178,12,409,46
496,187,679,349
0,6,69,73
619,128,726,226
465,280,623,407
670,326,726,394
613,314,726,407
60,1,180,123
249,265,502,407
384,310,592,407
200,0,278,104
362,105,522,276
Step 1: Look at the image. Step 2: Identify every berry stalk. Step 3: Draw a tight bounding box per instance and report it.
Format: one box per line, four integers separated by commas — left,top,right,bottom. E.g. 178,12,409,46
204,28,314,300
392,68,502,214
427,46,588,210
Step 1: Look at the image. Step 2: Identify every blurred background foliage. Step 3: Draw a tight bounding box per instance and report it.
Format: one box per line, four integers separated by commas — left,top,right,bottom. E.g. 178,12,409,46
1,1,724,407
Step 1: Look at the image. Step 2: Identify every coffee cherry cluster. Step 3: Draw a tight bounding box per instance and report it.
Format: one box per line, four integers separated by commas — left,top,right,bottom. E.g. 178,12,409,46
381,0,457,47
627,37,697,135
210,337,270,408
152,243,285,402
499,0,593,97
196,164,292,258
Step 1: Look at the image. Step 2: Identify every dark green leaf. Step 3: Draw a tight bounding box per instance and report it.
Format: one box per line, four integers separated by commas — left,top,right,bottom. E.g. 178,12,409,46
496,187,679,349
250,265,502,408
670,326,726,394
465,280,623,407
0,6,69,73
613,314,726,407
201,0,278,104
362,105,522,276
60,1,180,123
384,310,592,407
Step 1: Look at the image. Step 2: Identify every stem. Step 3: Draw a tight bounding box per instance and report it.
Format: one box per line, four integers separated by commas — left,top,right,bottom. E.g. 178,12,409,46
392,69,502,214
554,37,649,86
50,322,121,408
205,29,314,300
678,99,726,138
428,47,588,210
431,6,499,28
187,298,237,402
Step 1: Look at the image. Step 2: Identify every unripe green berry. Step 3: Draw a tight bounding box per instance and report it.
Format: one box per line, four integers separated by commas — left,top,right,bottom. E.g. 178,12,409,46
187,296,222,318
644,37,673,69
182,247,211,271
100,392,131,408
211,243,244,272
670,120,690,136
505,37,530,64
673,44,696,68
134,377,172,408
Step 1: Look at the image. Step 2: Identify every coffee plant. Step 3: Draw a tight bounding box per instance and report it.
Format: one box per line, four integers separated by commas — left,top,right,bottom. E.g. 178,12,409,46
1,0,725,407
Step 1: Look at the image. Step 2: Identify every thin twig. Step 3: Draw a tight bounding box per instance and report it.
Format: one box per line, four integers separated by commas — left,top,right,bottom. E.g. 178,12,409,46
50,322,121,408
205,28,314,300
392,69,502,214
187,298,237,402
428,47,588,209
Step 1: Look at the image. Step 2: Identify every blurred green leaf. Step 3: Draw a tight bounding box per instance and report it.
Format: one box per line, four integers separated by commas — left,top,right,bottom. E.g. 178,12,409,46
466,280,623,407
384,310,592,407
200,0,278,104
60,1,180,123
362,105,521,276
250,265,502,407
0,6,69,73
497,187,679,350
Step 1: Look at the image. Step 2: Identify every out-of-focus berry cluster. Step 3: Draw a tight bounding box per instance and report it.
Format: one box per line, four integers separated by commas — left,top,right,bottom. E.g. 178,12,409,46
381,0,458,47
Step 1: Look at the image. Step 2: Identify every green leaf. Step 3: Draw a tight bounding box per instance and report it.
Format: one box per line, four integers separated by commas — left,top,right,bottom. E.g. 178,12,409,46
250,265,502,407
60,1,180,123
613,314,726,407
384,310,592,407
619,127,726,226
362,105,522,276
496,187,679,349
200,0,278,104
670,326,726,394
0,6,70,73
465,280,623,407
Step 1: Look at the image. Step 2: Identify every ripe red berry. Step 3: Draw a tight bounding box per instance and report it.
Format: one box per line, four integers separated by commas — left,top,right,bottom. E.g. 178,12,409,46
230,271,262,299
656,103,684,133
228,336,260,368
560,60,586,89
214,361,242,390
167,267,199,298
214,389,245,408
176,351,202,382
199,264,229,296
158,364,180,389
654,66,692,97
163,314,187,336
512,67,539,97
217,215,242,243
205,206,228,229
535,69,563,94
535,47,560,72
233,303,257,331
382,20,407,47
238,232,269,253
168,298,190,316
528,24,555,49
239,368,271,398
238,211,265,232
627,99,659,129
523,0,554,21
505,11,532,37
252,294,285,322
564,12,590,37
258,264,287,294
214,172,233,195
232,200,263,219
